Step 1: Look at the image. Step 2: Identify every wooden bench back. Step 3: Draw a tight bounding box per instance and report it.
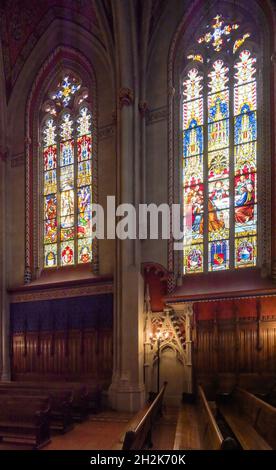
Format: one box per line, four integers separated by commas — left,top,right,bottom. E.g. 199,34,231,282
255,406,276,449
0,381,87,394
0,385,73,405
232,387,259,423
198,385,224,450
235,387,276,449
0,396,50,422
122,382,167,450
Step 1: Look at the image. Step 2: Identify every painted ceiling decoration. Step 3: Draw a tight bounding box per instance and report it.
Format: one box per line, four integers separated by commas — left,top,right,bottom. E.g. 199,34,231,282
0,0,168,99
0,0,99,97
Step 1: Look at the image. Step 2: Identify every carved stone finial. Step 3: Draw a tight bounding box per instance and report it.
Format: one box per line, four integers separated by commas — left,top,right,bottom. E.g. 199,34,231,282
118,87,134,109
144,283,152,314
138,101,148,118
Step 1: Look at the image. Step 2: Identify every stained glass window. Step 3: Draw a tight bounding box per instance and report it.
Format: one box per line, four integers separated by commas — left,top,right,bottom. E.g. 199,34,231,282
183,15,257,273
42,73,93,268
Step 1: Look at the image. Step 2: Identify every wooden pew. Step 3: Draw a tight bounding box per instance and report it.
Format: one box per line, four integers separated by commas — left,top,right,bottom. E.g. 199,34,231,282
218,387,274,450
0,396,51,449
28,381,101,416
263,380,276,407
0,383,74,433
197,385,237,450
30,382,90,422
47,382,102,417
113,382,167,450
0,380,102,433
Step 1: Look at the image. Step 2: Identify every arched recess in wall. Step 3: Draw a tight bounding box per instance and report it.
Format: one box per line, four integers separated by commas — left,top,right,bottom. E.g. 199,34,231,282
167,0,274,290
25,46,98,283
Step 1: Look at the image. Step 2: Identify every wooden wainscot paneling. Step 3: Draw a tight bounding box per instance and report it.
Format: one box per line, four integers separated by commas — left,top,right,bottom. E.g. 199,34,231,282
194,297,276,393
10,293,113,383
12,329,113,382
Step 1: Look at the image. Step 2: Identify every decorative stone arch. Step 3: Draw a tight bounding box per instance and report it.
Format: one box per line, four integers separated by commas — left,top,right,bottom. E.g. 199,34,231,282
156,342,185,365
25,46,98,282
167,0,274,289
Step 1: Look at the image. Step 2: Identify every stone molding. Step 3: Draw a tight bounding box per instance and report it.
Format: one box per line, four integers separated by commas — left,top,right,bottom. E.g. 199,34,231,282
10,282,113,303
146,105,167,125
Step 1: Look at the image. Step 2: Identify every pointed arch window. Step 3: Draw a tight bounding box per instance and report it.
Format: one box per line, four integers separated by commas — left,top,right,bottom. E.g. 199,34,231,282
42,73,93,268
183,15,257,274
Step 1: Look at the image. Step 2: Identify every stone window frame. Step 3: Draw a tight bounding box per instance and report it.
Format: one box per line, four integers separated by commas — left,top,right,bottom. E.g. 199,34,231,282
25,46,98,283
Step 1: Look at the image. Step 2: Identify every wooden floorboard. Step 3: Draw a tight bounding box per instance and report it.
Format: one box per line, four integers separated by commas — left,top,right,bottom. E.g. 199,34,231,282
0,411,133,451
151,407,178,450
174,404,201,450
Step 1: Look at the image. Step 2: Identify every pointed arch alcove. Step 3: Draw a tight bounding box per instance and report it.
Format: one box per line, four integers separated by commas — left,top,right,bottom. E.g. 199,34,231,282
167,0,274,290
25,46,98,283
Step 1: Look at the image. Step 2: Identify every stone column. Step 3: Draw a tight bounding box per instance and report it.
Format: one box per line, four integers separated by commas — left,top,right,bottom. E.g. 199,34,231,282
108,0,145,411
0,151,10,381
270,49,276,281
0,42,9,381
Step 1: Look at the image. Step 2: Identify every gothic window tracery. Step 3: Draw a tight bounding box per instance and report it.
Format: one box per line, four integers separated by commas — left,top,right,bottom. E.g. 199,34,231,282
42,73,93,268
183,15,257,274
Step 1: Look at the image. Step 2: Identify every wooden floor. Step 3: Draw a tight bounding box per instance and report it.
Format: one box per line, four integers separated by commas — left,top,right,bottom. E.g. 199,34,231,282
151,406,179,450
0,411,133,451
173,404,201,450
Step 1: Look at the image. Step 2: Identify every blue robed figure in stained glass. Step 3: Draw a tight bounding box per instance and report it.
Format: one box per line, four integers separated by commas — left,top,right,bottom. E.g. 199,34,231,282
184,118,203,157
234,105,257,145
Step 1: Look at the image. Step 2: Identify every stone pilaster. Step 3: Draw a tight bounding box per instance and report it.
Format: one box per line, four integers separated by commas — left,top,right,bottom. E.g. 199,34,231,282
108,0,145,411
0,153,10,381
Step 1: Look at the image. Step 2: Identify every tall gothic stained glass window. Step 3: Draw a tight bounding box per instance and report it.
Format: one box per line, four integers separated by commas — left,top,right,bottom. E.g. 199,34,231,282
183,15,257,273
42,74,93,268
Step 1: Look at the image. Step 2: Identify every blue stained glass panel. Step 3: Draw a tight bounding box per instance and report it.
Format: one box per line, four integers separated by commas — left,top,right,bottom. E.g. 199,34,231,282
60,140,74,167
208,91,229,123
208,240,229,271
184,126,203,157
234,111,257,144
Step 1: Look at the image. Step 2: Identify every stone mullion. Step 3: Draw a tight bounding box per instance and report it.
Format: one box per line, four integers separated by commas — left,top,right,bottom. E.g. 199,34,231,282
229,56,235,269
57,126,61,266
203,64,209,272
73,115,78,265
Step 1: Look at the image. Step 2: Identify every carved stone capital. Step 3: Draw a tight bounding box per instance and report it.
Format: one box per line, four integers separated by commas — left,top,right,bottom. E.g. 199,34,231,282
118,87,134,109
